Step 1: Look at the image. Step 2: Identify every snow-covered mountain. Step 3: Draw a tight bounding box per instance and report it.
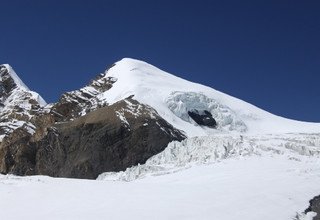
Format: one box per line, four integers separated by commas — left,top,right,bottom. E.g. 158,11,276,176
0,64,46,141
0,58,319,220
3,57,317,138
0,61,187,178
100,58,320,135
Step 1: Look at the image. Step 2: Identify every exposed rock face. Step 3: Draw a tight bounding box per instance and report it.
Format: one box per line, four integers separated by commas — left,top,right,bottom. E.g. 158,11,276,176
35,97,185,179
305,195,320,220
188,110,217,128
0,65,45,139
0,65,46,175
0,65,18,95
0,64,185,179
51,73,117,122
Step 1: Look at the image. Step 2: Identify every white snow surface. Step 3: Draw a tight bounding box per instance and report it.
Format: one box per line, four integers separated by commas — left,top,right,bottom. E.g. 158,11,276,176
98,58,320,136
1,148,319,220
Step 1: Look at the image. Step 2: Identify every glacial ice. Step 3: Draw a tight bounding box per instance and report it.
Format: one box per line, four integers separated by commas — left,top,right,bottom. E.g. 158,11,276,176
97,133,320,181
166,91,247,132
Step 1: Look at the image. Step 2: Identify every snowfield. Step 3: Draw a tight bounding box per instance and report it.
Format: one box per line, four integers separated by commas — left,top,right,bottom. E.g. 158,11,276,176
1,133,320,220
0,153,319,220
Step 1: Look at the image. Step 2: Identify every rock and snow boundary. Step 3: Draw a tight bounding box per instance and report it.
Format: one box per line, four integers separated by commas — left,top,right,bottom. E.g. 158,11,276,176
1,136,320,220
97,133,320,181
96,133,320,219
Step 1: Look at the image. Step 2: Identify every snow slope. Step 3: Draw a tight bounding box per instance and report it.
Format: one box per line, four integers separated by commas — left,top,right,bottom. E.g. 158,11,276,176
1,153,319,220
97,58,320,136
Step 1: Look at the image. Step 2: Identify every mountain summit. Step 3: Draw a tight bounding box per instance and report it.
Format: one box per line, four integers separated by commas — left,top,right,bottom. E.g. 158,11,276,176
0,64,29,90
0,64,46,107
98,58,320,135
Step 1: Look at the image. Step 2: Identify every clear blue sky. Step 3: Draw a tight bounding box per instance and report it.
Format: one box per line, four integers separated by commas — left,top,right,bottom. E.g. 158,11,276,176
1,1,319,122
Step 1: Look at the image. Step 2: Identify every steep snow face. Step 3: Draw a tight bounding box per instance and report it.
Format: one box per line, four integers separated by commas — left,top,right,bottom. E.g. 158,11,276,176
97,58,320,136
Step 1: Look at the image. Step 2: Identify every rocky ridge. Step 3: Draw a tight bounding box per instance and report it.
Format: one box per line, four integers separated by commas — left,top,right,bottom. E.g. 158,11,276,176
0,63,185,178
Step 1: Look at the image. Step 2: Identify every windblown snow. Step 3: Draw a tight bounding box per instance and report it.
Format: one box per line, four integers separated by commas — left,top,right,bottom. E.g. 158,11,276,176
0,58,319,220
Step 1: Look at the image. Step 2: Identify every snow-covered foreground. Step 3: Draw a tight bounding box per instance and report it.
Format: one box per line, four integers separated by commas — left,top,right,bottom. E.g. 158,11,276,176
1,150,320,219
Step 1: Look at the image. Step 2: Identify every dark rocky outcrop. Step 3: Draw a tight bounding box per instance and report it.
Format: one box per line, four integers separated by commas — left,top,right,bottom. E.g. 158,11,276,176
0,96,185,179
188,110,217,128
0,127,36,175
34,97,185,179
0,65,45,175
0,63,186,179
305,195,320,220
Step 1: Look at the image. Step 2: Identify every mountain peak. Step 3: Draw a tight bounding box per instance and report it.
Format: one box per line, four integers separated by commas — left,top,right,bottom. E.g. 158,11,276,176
100,58,320,136
107,58,164,75
116,57,148,66
0,64,30,91
0,64,46,107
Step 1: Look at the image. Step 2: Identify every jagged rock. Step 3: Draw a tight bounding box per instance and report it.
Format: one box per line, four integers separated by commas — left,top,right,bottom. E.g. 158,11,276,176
0,127,36,175
0,65,17,94
51,72,117,122
0,64,46,175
